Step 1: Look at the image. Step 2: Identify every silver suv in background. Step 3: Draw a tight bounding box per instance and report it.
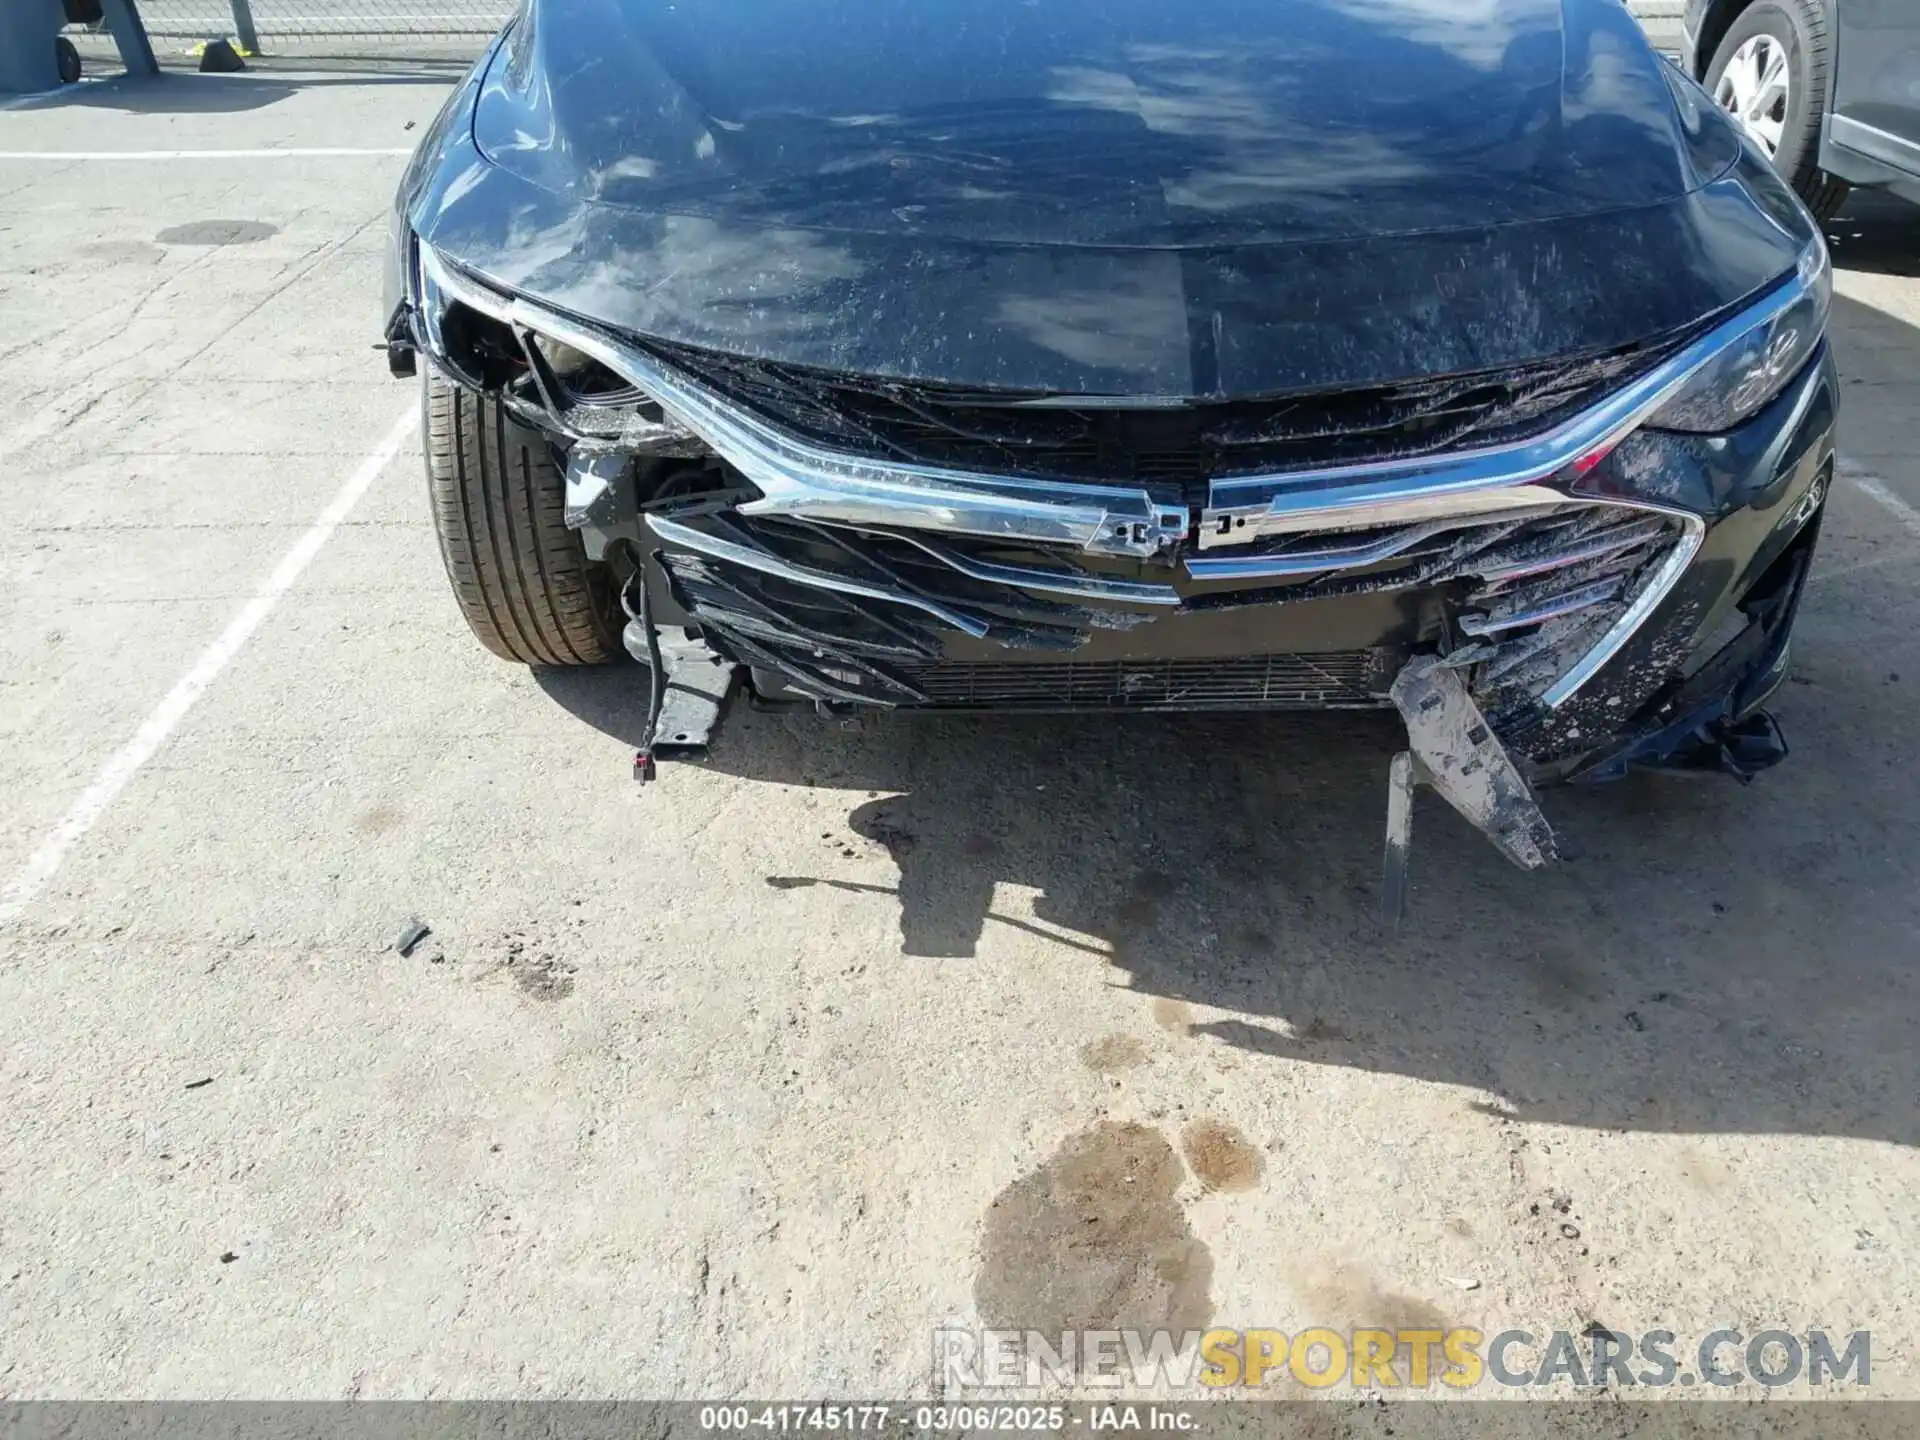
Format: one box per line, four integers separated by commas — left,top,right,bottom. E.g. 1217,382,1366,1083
1684,0,1920,218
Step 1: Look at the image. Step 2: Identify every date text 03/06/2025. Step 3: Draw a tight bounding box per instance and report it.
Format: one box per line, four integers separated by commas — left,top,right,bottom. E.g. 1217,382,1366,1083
698,1406,1198,1432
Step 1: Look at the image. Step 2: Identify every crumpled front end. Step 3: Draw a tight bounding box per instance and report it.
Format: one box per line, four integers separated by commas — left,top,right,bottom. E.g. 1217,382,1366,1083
383,18,1839,902
397,219,1834,794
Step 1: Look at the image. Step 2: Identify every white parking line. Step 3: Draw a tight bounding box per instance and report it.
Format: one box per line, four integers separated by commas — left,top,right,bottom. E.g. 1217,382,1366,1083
0,148,415,160
1839,456,1920,538
0,404,419,925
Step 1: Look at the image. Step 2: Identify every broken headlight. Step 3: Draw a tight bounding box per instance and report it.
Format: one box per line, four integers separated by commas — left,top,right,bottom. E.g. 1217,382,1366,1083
1650,236,1829,434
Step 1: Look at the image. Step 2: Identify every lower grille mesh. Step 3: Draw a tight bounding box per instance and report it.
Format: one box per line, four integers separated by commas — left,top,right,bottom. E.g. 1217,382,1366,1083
892,652,1391,711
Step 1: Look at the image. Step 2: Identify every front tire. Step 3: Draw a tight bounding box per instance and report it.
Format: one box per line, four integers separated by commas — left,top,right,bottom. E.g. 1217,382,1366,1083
423,373,623,666
1704,0,1849,221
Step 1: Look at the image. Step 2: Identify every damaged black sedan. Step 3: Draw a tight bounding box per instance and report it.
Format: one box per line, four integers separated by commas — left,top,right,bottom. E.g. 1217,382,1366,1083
381,0,1836,901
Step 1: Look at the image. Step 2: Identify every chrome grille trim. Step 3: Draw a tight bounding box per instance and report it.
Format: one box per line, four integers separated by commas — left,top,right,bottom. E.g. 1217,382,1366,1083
417,245,1189,561
1540,504,1704,707
412,244,1770,710
418,241,1806,563
1197,275,1812,547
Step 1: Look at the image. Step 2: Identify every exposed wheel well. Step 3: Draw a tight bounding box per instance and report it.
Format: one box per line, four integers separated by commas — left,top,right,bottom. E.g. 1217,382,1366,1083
1693,0,1754,78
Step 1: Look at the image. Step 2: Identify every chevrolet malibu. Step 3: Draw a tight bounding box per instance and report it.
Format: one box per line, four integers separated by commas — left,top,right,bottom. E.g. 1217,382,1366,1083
381,0,1836,899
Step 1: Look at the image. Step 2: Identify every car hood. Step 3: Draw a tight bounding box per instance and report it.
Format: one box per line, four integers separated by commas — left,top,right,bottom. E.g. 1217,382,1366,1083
403,0,1806,395
479,0,1706,245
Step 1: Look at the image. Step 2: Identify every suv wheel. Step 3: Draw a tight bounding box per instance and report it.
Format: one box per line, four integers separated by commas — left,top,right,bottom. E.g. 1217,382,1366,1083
1704,0,1849,221
423,373,624,666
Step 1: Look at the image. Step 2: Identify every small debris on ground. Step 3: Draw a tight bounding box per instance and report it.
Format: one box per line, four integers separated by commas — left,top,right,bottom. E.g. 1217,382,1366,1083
394,918,431,957
1443,1276,1481,1290
183,1077,214,1091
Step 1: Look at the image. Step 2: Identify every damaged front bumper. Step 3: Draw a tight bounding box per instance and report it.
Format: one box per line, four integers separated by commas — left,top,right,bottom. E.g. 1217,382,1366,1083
397,234,1836,895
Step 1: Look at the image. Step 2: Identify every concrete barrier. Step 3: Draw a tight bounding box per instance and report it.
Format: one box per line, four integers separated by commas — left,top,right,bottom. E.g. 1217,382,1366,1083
1,0,68,94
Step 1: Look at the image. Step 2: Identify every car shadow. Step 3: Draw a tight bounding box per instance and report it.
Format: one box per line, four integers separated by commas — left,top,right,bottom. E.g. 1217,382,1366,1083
43,61,470,114
539,652,1920,1150
1825,189,1920,279
529,197,1920,1150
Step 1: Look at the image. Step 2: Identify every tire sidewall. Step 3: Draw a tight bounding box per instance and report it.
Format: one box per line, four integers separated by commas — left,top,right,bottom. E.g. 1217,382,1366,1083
1706,0,1824,187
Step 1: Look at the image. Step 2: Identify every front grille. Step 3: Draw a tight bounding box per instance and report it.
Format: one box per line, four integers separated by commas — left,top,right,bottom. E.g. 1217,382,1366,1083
641,337,1681,498
894,652,1392,711
652,499,1688,717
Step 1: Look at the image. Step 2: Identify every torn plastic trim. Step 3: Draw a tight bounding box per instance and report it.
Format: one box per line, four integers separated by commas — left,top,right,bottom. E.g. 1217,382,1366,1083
1563,506,1818,784
645,511,992,638
1539,499,1704,708
1460,575,1632,635
1182,514,1499,581
873,529,1183,607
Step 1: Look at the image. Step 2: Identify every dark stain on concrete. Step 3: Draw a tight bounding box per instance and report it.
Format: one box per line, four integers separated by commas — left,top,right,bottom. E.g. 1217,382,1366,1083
1151,997,1194,1035
1079,1033,1148,1075
1524,942,1605,1008
155,220,280,246
1180,1118,1264,1192
1297,1017,1351,1043
78,240,165,265
501,933,575,1001
1291,1259,1449,1335
1117,869,1177,928
513,955,575,1000
975,1122,1212,1336
353,803,401,835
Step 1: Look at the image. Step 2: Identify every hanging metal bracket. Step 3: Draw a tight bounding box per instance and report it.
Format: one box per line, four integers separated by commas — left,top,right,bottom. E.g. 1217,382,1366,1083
1382,655,1557,925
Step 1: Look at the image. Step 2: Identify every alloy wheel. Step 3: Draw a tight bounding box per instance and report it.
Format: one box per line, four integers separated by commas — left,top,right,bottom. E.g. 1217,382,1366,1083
1714,34,1791,155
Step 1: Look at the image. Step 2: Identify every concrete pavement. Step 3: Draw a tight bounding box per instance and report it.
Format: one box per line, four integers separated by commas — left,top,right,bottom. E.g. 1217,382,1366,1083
0,59,1917,1415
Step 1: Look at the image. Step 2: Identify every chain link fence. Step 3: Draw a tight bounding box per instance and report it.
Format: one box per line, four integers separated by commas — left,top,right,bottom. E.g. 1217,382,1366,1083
1628,0,1687,60
65,0,1688,77
121,0,1681,53
130,0,511,49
